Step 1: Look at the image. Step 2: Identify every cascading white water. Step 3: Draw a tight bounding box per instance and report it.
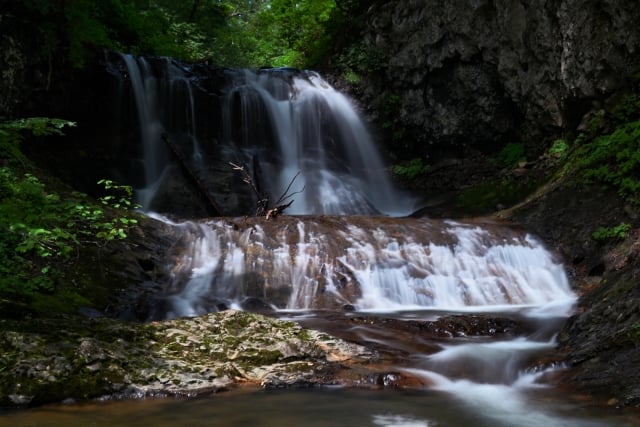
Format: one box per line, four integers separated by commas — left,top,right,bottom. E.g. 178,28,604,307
224,70,413,215
121,54,167,209
160,217,574,316
153,215,587,427
121,54,206,212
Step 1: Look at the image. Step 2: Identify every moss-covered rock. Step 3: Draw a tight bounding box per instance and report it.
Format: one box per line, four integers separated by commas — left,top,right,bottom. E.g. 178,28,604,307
0,310,377,407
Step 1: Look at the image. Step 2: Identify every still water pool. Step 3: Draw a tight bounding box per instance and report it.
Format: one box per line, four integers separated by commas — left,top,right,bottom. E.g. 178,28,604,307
1,387,636,427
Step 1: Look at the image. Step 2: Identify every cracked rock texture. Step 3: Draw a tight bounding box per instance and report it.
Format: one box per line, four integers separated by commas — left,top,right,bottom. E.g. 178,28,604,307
354,0,640,159
0,310,376,406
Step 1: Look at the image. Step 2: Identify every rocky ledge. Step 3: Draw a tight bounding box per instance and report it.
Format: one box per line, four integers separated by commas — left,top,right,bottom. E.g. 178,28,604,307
0,310,378,407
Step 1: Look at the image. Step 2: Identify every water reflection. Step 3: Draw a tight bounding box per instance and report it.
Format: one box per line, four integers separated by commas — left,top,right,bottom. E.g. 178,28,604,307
0,388,635,427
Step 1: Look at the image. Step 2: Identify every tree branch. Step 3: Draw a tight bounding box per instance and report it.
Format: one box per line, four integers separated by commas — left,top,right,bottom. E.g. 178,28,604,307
229,160,304,219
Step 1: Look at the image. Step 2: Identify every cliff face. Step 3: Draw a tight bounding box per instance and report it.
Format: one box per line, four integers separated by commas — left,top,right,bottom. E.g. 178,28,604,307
356,0,640,159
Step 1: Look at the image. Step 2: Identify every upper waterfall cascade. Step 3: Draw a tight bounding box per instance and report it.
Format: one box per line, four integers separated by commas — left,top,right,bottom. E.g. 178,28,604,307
119,54,414,216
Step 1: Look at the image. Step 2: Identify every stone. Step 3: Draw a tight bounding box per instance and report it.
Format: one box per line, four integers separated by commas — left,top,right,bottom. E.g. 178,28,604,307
349,0,640,163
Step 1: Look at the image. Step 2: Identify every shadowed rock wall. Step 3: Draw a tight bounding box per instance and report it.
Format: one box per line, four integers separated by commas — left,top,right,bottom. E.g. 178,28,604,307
354,0,640,160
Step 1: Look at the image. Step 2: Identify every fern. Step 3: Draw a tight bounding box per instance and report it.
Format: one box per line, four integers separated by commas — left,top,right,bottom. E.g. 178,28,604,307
575,119,640,202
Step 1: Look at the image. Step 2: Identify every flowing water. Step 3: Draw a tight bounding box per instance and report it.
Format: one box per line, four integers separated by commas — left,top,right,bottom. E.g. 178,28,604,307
2,55,636,426
119,54,414,216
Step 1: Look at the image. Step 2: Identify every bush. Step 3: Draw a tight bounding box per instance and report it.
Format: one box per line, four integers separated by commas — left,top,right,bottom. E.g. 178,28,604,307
0,118,138,300
575,119,640,203
392,158,430,179
592,223,632,242
497,143,526,168
548,139,569,159
0,168,138,298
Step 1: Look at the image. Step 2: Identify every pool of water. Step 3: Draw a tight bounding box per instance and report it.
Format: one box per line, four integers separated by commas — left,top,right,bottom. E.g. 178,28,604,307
1,387,636,427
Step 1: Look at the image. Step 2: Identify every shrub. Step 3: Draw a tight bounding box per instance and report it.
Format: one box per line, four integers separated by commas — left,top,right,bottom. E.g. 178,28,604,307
548,139,569,158
575,119,640,203
392,158,430,179
592,223,632,242
497,143,526,168
0,118,138,300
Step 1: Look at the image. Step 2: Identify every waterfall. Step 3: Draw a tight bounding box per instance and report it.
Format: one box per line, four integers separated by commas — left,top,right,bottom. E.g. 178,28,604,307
152,216,574,318
112,54,605,426
117,55,413,216
223,69,412,215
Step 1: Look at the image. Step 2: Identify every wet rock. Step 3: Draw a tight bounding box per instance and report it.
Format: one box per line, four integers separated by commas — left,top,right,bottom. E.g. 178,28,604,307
0,311,379,407
504,173,640,406
240,297,275,314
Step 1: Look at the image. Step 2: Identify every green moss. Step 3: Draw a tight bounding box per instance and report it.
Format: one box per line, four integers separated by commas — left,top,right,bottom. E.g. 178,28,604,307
296,329,312,342
392,158,430,179
456,178,538,214
29,290,93,315
497,143,526,168
237,349,283,368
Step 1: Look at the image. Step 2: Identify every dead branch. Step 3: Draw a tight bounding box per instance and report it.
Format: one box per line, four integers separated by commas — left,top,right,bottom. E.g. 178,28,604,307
229,160,304,219
265,200,294,220
274,170,306,205
229,161,269,216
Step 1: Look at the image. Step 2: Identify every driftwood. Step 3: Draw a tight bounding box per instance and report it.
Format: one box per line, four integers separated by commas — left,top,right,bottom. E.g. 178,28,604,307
162,133,222,216
265,200,294,220
229,160,304,219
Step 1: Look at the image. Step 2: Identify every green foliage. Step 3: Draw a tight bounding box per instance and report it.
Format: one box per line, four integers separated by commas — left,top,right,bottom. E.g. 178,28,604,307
497,143,526,168
392,158,430,179
592,223,632,242
612,94,640,125
548,139,569,159
95,179,141,240
0,118,76,165
456,178,537,214
244,0,338,67
551,89,640,204
0,118,137,300
380,94,405,141
574,119,640,202
8,0,342,68
628,323,640,342
0,168,138,298
336,41,386,84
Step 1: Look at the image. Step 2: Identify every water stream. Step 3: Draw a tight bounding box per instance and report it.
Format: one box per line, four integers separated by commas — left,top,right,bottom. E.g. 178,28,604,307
1,55,635,426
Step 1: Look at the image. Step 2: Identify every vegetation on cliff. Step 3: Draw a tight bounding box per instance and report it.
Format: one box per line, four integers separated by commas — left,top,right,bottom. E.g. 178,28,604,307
0,118,140,314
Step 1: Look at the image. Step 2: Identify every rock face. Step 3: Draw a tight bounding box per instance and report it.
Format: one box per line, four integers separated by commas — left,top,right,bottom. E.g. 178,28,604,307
353,0,640,160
